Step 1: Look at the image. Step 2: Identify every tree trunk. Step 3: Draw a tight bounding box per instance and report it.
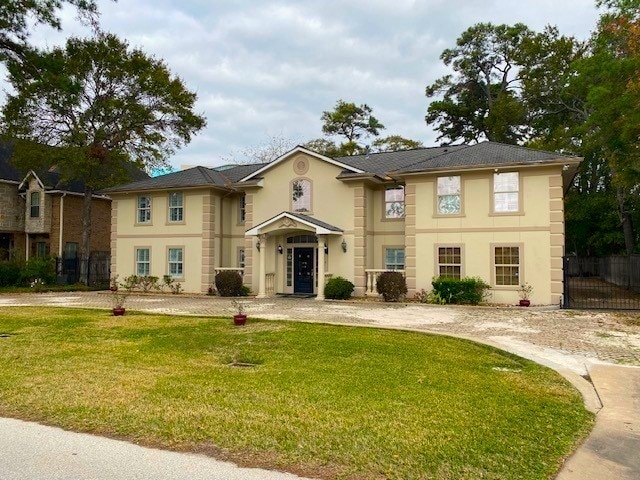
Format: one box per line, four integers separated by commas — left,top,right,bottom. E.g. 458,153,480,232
79,188,93,285
617,187,636,255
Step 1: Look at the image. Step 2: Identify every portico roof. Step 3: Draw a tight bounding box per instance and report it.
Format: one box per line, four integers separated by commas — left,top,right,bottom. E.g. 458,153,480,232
246,211,343,236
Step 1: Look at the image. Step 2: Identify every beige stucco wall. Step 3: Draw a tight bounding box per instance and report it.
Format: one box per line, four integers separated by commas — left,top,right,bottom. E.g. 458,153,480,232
111,188,207,293
248,153,357,294
407,166,563,305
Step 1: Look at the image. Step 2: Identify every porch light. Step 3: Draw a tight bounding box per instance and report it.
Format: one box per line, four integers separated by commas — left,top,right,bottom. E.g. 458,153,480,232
341,239,347,253
278,244,283,254
256,241,261,252
324,244,329,255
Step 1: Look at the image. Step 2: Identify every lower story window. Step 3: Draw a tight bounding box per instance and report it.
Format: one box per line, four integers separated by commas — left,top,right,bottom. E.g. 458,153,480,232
238,249,245,268
136,248,150,276
385,248,405,271
494,246,520,286
168,247,183,278
438,247,461,279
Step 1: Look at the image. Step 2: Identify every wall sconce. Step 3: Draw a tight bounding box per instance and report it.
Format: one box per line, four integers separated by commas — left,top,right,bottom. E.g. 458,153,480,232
341,239,347,253
256,241,261,252
277,244,283,254
324,244,329,255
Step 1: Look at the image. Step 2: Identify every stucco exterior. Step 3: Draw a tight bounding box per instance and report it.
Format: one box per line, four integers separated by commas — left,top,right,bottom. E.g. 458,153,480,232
107,143,581,305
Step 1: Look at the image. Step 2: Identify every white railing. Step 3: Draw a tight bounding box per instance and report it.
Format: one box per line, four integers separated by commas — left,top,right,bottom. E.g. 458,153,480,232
214,267,244,279
266,272,275,294
364,269,406,296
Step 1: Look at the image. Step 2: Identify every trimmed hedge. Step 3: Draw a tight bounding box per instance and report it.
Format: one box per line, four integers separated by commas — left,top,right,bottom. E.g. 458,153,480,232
0,257,56,287
376,271,407,302
215,270,244,297
431,276,490,305
324,276,355,300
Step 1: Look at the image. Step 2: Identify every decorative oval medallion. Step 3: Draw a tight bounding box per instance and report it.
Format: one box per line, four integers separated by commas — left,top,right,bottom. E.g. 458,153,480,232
293,156,309,175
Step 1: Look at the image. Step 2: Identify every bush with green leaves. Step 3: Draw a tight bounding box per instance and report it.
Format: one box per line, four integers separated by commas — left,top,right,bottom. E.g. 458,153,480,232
20,257,56,285
376,271,407,302
0,260,22,287
431,276,490,305
324,276,355,300
215,270,244,297
414,288,446,305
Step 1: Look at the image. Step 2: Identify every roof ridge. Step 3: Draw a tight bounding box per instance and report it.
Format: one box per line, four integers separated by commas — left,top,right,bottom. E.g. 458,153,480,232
483,141,573,158
388,143,476,173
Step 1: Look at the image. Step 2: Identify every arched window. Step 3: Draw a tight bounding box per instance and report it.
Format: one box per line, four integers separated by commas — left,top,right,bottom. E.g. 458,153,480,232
291,178,311,213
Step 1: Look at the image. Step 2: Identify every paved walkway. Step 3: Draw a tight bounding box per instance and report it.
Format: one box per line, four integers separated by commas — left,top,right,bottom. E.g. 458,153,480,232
0,292,639,479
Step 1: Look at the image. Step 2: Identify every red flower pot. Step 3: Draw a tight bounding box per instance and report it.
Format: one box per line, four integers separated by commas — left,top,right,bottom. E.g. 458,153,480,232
233,314,247,326
519,300,531,307
112,307,126,316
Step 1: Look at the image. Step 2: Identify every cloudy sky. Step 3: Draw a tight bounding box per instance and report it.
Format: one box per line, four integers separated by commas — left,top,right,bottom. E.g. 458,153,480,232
2,0,601,169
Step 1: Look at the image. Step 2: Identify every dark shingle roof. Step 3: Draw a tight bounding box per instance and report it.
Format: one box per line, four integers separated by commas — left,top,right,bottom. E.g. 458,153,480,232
102,166,227,193
287,212,343,232
217,163,264,183
392,142,572,174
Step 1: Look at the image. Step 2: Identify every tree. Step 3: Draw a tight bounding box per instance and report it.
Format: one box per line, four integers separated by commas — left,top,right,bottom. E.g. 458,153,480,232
320,100,384,155
0,0,103,64
2,33,206,283
302,138,342,157
372,135,423,152
222,134,296,164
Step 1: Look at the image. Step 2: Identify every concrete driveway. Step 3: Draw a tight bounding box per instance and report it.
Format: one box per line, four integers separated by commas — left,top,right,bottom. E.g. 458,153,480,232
0,292,638,479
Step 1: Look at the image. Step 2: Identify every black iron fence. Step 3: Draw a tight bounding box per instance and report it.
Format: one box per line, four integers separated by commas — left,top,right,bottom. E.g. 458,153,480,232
563,255,640,310
56,251,110,287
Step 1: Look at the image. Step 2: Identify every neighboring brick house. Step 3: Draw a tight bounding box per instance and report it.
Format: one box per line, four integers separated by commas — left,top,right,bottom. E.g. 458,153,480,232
105,142,581,305
0,142,145,282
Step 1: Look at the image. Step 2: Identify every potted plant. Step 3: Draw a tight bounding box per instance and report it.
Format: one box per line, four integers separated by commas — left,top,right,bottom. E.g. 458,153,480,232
111,289,129,316
231,299,247,326
518,283,533,307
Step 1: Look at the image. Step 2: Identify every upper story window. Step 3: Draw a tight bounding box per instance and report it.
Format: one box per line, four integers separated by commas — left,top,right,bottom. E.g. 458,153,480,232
385,186,405,219
137,195,152,223
493,172,519,213
385,248,405,271
168,192,183,222
30,191,41,218
239,194,246,224
292,179,311,213
437,176,461,215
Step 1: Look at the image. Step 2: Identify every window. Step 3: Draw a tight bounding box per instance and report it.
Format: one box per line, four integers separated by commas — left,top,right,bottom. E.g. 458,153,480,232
437,176,461,215
168,192,183,222
493,172,519,213
168,247,183,278
238,249,245,268
136,248,150,276
36,242,49,258
385,186,405,218
239,194,246,224
30,192,40,218
291,179,311,212
137,195,152,223
494,246,520,286
438,247,461,279
385,248,405,271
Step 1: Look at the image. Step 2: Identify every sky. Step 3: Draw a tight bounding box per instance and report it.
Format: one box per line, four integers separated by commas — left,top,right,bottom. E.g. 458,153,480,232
1,0,602,170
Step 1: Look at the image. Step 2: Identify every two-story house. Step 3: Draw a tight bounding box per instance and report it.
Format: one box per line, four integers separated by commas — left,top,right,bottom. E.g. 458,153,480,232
104,142,581,305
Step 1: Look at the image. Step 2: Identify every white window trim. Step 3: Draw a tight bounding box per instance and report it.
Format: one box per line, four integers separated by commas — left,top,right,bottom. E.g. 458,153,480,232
384,186,405,220
492,172,521,215
491,244,523,288
135,247,151,277
167,192,184,224
167,246,184,279
435,176,463,216
136,195,152,225
436,245,463,279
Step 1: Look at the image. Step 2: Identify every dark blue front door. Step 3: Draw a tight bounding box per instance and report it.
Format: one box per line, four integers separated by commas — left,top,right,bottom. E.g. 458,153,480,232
294,248,314,294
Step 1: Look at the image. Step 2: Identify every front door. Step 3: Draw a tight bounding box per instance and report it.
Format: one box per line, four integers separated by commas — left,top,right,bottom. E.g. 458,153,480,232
294,247,314,294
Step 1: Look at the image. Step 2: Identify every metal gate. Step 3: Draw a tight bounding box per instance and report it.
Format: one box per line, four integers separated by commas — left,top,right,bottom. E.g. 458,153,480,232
563,255,640,310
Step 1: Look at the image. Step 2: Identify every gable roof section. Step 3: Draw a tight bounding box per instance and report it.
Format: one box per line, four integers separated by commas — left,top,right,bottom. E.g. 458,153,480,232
102,166,227,193
239,146,364,182
246,211,343,236
392,142,578,174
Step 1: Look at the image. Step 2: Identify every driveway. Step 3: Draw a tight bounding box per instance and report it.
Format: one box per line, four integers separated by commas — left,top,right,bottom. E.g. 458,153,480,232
0,291,639,479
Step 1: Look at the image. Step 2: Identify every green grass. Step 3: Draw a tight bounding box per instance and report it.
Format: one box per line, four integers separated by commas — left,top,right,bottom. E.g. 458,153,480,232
0,307,592,479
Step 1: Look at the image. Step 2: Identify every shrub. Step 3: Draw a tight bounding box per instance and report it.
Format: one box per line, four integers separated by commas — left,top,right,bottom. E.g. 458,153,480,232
20,257,56,285
0,260,22,287
138,275,159,293
215,270,244,297
123,275,139,291
414,288,446,305
376,271,407,302
325,276,355,300
431,276,490,305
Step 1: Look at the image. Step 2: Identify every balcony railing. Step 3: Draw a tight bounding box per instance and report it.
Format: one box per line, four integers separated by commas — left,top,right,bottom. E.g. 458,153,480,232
364,269,406,296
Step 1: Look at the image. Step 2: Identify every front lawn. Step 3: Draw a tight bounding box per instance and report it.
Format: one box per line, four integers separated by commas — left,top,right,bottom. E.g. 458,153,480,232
0,308,592,479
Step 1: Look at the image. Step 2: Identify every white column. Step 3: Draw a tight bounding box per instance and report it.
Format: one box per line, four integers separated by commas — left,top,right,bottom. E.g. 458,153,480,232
316,234,326,300
256,234,267,298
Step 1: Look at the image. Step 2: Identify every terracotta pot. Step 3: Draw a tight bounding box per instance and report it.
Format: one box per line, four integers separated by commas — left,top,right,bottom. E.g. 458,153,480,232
113,307,126,316
233,314,247,326
519,299,531,307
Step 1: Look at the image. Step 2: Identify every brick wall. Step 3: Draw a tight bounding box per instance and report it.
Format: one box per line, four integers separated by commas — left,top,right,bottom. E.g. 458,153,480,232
0,182,25,232
50,194,112,256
